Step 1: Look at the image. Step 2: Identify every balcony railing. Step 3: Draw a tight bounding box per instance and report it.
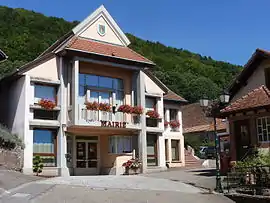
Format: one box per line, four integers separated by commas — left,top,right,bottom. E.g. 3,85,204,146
76,104,141,128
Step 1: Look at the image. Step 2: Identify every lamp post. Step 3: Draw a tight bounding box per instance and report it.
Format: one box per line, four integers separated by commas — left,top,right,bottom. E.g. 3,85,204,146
199,90,229,193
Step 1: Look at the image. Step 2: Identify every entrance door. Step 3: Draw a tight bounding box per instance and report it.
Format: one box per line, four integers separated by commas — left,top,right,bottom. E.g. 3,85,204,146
75,141,98,175
234,119,251,160
147,134,158,166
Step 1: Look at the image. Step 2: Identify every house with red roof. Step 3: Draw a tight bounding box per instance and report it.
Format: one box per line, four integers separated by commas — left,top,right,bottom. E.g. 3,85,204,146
0,5,186,176
221,49,270,162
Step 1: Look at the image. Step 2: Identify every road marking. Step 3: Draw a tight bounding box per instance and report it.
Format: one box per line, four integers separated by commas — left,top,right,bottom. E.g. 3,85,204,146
12,193,30,198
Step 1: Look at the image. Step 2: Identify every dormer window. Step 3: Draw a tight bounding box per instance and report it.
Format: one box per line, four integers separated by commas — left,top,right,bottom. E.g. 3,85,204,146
98,24,106,36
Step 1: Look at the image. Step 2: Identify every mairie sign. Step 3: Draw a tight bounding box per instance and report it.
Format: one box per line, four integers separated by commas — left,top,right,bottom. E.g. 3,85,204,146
100,120,127,128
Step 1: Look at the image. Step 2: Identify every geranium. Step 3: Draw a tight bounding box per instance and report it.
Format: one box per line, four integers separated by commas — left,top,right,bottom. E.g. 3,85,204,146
99,103,111,112
85,101,99,111
170,120,180,128
132,106,143,115
117,104,133,114
146,110,160,119
122,158,141,169
38,99,56,110
164,121,170,127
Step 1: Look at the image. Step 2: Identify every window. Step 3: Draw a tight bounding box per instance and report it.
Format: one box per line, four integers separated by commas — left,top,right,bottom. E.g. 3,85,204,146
108,135,132,154
257,117,270,142
34,85,56,104
33,129,57,167
79,74,124,106
169,109,177,121
171,140,180,161
145,97,156,111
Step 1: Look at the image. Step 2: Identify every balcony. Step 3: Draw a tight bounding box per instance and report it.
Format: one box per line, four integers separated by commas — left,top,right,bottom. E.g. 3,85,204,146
74,104,141,129
164,120,180,132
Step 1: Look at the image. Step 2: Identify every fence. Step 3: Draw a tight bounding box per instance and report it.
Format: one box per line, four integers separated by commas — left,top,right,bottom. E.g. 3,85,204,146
226,165,270,195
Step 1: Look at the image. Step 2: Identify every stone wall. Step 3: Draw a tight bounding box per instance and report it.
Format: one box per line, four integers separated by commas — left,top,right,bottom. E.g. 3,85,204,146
0,147,23,171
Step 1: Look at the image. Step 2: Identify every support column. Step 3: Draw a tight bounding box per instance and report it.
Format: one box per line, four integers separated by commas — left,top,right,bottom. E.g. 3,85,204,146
72,60,79,125
158,135,166,167
229,119,236,161
165,108,170,131
57,56,69,176
168,138,172,164
137,70,147,173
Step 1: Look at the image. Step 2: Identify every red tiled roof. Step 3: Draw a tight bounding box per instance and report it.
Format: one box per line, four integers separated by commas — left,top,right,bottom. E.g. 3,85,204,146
221,85,270,113
66,37,154,65
182,103,226,133
164,90,187,102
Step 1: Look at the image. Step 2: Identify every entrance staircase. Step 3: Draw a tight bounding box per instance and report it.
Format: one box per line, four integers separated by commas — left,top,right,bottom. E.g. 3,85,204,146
184,146,203,168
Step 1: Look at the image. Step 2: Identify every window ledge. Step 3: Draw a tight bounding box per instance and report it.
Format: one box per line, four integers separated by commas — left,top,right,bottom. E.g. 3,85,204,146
30,104,61,111
30,77,60,85
108,153,133,156
29,119,60,127
171,161,182,163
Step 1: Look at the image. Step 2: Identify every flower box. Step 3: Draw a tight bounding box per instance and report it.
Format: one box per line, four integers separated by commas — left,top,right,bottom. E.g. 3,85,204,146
38,99,56,110
146,117,159,127
122,158,141,175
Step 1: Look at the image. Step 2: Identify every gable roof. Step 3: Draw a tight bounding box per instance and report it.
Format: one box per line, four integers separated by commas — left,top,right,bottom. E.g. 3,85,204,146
163,90,187,102
67,37,154,65
0,49,8,61
221,85,270,114
229,49,270,99
72,5,130,46
182,103,226,133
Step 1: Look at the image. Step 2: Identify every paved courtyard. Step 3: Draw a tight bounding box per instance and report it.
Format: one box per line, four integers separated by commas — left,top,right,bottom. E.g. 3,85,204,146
0,169,234,203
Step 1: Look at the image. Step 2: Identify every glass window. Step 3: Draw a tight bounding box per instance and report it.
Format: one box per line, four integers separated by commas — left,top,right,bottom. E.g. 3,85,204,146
145,97,156,110
33,129,56,167
34,85,56,103
108,136,132,154
171,140,180,161
257,117,270,142
79,73,124,105
170,109,177,121
99,76,113,89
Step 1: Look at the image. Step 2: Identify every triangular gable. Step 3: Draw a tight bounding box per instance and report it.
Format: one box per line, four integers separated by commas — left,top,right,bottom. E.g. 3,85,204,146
72,5,130,46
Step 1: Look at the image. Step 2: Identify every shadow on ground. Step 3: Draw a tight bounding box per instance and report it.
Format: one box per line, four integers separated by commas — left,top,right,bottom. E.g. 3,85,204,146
188,169,216,177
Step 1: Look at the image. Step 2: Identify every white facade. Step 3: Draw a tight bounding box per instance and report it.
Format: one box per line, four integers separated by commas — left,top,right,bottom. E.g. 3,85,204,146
0,5,185,176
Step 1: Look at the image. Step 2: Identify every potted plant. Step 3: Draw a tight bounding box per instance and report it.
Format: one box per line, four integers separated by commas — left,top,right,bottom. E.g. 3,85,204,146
117,104,133,114
164,121,170,128
98,103,111,112
146,110,160,127
131,106,143,124
38,98,56,110
170,120,180,131
85,101,99,111
122,158,141,175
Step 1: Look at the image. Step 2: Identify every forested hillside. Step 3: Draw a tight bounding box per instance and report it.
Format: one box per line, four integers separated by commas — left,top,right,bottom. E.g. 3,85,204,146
0,6,242,102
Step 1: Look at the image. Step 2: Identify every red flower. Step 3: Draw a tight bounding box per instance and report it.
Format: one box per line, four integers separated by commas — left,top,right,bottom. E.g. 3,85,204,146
164,121,170,127
38,99,56,110
85,101,99,111
132,106,144,115
99,103,111,112
146,110,160,119
118,104,133,114
170,120,180,128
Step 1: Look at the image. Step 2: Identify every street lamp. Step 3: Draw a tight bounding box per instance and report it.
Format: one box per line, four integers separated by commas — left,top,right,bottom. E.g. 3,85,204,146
199,91,230,193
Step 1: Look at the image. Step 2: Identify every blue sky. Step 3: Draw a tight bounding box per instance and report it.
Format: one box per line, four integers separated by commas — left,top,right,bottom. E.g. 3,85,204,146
1,0,270,65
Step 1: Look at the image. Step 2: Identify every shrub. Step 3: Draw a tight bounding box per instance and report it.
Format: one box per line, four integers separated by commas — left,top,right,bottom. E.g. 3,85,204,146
33,155,44,176
0,124,24,150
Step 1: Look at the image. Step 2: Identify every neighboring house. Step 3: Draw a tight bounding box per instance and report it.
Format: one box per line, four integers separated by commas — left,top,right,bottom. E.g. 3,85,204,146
221,49,270,162
0,5,186,176
182,103,227,142
0,49,8,62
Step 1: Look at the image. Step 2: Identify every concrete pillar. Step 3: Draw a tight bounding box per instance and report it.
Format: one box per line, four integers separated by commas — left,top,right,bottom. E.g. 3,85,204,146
168,138,172,163
157,96,164,129
229,119,236,161
23,75,33,175
137,70,147,173
72,60,79,125
165,108,170,131
57,57,69,176
158,135,166,167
